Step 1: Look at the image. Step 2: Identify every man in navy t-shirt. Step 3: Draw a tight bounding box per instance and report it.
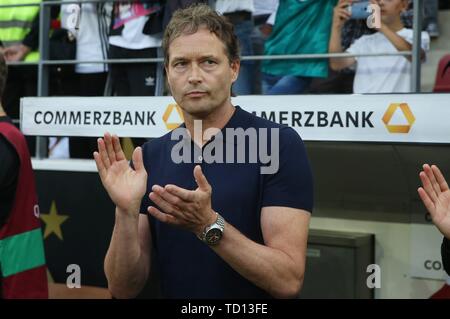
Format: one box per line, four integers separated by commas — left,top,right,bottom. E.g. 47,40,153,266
94,4,313,299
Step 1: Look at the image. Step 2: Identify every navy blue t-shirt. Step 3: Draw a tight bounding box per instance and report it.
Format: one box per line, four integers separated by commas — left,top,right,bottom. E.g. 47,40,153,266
138,106,313,298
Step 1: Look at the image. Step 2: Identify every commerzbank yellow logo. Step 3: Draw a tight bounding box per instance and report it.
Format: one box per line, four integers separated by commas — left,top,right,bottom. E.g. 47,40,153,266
163,104,184,130
382,103,415,133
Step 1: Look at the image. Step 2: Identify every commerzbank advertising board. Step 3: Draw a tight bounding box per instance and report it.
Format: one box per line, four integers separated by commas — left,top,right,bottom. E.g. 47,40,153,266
21,94,450,144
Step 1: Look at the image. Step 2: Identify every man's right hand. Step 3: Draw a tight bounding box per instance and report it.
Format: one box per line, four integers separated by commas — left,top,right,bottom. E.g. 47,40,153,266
94,133,147,216
333,0,352,29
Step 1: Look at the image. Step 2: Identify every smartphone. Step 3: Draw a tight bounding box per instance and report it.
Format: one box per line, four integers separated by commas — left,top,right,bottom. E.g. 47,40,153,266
347,1,372,20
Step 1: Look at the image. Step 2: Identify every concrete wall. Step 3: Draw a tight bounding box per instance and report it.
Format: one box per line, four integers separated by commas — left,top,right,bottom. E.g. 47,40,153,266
310,215,445,299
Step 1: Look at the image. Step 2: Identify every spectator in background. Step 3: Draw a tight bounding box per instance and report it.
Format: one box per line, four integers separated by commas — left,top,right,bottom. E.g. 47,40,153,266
108,1,164,98
61,1,111,159
1,1,59,157
424,0,439,38
400,1,413,28
0,52,48,299
0,0,40,121
418,164,450,297
214,0,255,95
308,19,373,94
329,0,430,93
251,0,278,94
163,0,208,28
107,1,165,148
262,0,338,95
401,0,439,37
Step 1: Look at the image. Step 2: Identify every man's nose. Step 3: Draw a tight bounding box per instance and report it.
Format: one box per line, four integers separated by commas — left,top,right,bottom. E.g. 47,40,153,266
188,64,202,84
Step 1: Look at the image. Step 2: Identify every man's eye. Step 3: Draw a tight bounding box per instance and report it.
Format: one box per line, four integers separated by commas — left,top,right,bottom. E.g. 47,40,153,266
174,61,186,67
203,60,217,66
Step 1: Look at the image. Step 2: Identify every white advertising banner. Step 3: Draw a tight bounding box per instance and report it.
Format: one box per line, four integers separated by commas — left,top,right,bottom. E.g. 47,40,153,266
21,94,450,143
410,223,447,280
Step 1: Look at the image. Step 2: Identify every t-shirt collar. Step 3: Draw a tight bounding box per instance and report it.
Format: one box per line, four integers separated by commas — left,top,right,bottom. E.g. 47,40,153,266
178,105,243,146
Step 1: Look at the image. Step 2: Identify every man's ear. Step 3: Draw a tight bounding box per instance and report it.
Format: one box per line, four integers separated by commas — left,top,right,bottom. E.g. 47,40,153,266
230,60,240,83
165,65,174,95
164,64,169,77
165,65,171,85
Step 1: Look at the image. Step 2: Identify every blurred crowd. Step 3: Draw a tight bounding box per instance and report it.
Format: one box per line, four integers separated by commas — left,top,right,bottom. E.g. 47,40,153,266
0,0,447,157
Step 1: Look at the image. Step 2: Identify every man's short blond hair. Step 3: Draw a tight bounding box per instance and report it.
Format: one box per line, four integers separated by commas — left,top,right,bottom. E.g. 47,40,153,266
162,4,240,65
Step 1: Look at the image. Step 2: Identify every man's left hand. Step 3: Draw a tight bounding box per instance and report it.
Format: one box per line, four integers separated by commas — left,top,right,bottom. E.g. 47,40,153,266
148,165,217,236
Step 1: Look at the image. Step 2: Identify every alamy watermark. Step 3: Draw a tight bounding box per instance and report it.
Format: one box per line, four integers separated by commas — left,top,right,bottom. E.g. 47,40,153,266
66,264,81,289
170,120,280,174
366,4,381,29
366,264,381,289
65,4,81,31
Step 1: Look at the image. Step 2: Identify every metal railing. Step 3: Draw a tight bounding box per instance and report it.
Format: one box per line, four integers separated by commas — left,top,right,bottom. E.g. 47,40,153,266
6,51,415,67
1,0,424,158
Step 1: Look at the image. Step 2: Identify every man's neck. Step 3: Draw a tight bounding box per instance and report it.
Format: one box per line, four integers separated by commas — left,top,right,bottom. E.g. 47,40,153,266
184,102,236,147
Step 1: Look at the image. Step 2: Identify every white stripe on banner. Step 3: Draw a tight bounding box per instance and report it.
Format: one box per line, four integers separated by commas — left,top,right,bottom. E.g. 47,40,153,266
20,94,450,143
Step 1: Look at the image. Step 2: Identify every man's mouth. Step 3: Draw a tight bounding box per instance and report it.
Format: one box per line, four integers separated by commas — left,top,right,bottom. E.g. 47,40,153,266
186,91,207,97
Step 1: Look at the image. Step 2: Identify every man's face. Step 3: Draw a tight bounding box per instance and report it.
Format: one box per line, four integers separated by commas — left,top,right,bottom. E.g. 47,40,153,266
165,27,239,118
375,0,408,23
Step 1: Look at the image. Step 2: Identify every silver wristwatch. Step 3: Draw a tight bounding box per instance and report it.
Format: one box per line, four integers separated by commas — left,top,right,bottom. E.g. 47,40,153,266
199,213,225,245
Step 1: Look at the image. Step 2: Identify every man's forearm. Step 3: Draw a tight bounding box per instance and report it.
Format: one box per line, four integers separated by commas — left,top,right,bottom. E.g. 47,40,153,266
211,223,304,299
104,208,148,298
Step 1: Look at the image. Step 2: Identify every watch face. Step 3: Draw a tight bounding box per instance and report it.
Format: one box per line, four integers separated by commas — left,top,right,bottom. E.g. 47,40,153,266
205,228,222,244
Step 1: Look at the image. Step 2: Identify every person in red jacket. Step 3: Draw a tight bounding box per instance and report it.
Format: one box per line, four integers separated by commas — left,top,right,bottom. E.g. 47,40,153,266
0,52,48,299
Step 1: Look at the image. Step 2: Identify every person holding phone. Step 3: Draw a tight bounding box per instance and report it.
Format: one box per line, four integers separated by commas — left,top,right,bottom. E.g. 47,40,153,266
328,0,429,93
